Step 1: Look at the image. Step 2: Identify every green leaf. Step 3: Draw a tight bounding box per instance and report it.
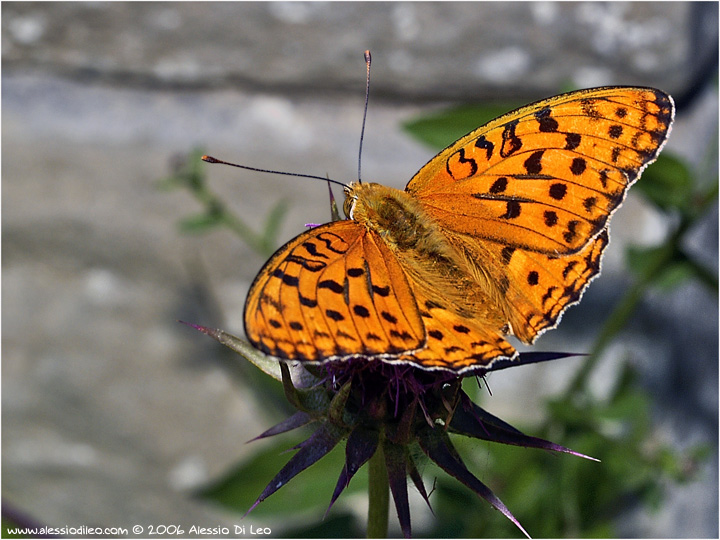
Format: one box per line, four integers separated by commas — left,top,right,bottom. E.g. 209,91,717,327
283,512,362,538
635,153,693,212
157,148,208,192
626,244,671,279
652,261,698,290
178,212,224,233
626,245,699,291
403,103,521,149
198,436,358,518
3,517,29,539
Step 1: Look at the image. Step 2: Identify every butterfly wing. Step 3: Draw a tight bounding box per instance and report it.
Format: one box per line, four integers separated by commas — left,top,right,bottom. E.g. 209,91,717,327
488,229,608,342
405,87,673,342
397,281,518,372
245,87,673,370
244,221,426,362
406,87,674,254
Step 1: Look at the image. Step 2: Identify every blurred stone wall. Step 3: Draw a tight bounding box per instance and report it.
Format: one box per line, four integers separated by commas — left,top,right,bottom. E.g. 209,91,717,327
3,2,717,537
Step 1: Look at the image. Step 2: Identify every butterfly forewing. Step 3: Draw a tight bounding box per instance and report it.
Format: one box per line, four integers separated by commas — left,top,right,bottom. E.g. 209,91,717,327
244,221,426,362
406,87,674,255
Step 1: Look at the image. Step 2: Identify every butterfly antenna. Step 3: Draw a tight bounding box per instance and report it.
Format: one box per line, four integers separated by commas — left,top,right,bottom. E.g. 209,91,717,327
201,155,349,189
357,50,372,184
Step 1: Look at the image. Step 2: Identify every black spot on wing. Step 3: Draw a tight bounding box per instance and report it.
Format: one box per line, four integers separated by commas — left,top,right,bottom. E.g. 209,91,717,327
500,119,522,157
583,197,597,213
381,311,398,324
285,254,327,272
318,279,345,294
429,329,444,340
549,183,567,200
501,246,515,264
500,200,522,219
563,261,578,279
299,294,317,308
570,157,587,176
315,231,350,254
301,241,329,259
563,221,580,244
372,285,390,297
608,124,623,139
273,268,299,287
544,210,558,227
524,150,544,175
565,133,581,150
475,135,495,160
326,309,345,321
535,107,559,132
489,177,508,194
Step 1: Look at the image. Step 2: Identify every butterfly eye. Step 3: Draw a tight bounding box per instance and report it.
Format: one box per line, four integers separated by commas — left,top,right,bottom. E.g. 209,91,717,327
343,195,356,219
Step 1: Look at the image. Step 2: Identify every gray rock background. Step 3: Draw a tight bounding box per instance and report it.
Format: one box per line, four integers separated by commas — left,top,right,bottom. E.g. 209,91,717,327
3,2,717,538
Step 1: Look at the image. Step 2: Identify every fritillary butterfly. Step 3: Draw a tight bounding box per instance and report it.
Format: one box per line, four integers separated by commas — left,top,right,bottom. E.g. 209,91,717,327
244,87,674,373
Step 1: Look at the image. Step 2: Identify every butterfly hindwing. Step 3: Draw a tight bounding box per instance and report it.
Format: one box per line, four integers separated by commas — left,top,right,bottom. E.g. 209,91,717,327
499,230,608,342
399,281,518,371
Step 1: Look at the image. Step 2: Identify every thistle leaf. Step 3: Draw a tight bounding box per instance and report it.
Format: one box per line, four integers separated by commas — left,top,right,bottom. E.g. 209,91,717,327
182,322,319,388
246,423,347,516
327,428,379,515
384,441,412,538
418,427,531,539
247,411,314,443
450,393,599,461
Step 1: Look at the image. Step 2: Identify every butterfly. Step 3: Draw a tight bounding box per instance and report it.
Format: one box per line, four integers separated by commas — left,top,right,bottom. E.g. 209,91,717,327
243,87,674,373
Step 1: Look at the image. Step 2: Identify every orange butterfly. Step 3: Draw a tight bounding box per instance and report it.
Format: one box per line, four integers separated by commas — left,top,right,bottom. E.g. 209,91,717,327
244,87,674,373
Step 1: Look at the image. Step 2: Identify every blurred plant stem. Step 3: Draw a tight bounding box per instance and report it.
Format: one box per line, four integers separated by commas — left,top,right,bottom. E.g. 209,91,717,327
367,445,389,538
158,148,286,257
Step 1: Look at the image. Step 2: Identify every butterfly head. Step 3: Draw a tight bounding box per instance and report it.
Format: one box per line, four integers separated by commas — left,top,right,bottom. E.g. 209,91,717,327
342,183,358,219
343,181,380,219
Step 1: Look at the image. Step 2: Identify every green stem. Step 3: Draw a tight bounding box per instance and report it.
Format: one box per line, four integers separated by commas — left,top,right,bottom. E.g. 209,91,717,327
186,164,274,256
367,444,389,539
221,212,273,256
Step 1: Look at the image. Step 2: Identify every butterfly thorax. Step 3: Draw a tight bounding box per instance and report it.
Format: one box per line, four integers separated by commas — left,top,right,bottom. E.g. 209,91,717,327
344,182,506,326
345,182,454,258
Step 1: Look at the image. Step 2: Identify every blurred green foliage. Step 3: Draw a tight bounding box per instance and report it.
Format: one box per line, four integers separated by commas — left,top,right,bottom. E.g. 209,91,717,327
158,148,287,257
166,92,716,537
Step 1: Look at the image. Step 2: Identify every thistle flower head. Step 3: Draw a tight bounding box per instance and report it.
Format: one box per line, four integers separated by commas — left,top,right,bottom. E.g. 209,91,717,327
189,323,596,538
